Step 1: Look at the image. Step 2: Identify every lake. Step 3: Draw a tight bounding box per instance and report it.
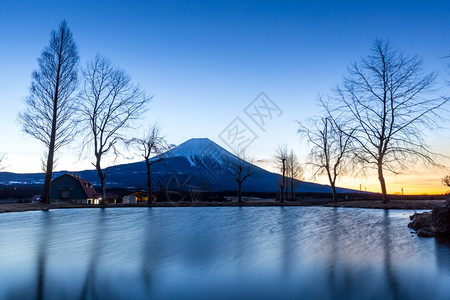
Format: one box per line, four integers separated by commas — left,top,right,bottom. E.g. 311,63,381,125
0,207,449,299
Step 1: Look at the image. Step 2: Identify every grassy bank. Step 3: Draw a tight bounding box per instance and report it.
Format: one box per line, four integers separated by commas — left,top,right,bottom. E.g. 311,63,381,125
0,198,447,214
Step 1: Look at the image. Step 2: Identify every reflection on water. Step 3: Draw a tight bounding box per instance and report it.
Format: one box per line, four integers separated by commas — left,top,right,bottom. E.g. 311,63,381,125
0,207,449,299
36,211,50,300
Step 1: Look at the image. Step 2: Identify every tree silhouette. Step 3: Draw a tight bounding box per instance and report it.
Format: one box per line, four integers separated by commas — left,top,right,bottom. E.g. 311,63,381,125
335,40,447,203
0,153,6,171
286,149,304,201
129,124,168,203
80,55,150,204
19,21,79,204
442,175,450,188
273,144,288,202
299,112,353,202
224,148,252,203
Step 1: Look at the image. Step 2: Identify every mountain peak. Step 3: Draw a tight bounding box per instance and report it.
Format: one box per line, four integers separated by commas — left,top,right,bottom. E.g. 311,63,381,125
166,138,232,166
182,137,215,146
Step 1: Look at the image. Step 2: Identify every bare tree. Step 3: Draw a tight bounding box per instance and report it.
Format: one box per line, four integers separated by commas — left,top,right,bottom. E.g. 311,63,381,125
225,148,252,203
335,40,447,203
18,21,79,204
155,174,170,201
80,55,150,204
0,153,6,171
299,114,354,202
442,175,450,188
286,149,304,201
130,124,168,204
274,144,288,202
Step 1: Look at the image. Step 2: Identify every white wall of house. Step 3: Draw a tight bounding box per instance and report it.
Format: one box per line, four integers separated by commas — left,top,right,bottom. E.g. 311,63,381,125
87,198,101,205
122,196,137,204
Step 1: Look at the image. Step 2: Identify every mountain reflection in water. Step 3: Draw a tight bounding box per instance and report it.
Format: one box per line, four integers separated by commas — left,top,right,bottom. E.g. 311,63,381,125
0,207,449,299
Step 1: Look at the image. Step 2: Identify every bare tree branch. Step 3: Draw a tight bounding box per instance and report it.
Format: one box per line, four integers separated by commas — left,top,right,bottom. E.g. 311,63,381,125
18,21,79,204
442,175,450,188
286,149,304,201
80,55,151,204
273,143,288,202
223,148,253,203
129,123,168,203
299,106,354,202
334,39,448,203
0,153,7,171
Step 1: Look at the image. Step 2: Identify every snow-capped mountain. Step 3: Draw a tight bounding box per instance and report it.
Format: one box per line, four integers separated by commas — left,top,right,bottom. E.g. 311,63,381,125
165,138,230,163
0,138,356,194
161,138,234,170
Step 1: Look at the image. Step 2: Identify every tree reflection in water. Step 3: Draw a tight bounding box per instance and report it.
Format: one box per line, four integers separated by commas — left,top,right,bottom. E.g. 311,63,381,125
383,209,400,300
79,209,106,299
0,207,449,299
36,211,52,300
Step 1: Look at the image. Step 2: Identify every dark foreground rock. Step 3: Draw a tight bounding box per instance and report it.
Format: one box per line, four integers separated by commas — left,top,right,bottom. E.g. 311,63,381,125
432,200,450,234
409,200,450,238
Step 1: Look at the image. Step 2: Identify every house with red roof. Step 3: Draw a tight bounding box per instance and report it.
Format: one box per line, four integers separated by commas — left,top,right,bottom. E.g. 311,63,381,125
50,173,100,204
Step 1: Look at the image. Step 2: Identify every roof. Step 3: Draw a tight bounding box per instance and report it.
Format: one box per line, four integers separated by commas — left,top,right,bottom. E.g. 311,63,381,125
125,191,148,197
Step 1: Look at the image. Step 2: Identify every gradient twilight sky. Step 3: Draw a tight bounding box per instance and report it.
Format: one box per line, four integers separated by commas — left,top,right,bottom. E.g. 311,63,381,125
1,0,450,194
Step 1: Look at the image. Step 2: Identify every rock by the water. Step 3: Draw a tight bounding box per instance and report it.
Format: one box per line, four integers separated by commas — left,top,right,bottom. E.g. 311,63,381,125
432,200,450,237
417,227,434,237
408,212,432,231
409,200,450,238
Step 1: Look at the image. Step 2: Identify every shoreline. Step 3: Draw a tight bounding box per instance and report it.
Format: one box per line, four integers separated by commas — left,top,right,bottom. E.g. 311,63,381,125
0,199,446,214
323,199,446,210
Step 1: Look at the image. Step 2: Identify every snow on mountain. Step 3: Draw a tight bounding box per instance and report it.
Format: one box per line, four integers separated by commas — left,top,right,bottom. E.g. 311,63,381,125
161,138,234,167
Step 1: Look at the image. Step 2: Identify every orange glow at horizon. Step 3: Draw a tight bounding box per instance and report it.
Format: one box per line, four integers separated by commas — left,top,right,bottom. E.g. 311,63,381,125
254,160,450,195
318,170,449,195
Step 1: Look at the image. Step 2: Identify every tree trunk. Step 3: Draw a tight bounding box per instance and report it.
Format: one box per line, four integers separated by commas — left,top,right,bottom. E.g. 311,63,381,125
285,184,288,202
331,183,337,202
327,169,338,203
238,182,242,203
146,159,152,205
378,164,388,203
41,114,57,204
281,159,286,202
280,186,284,202
290,178,294,201
42,150,54,204
41,69,60,204
101,177,106,205
95,159,106,205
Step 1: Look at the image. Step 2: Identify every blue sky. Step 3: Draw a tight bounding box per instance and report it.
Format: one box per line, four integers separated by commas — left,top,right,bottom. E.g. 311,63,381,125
1,0,450,193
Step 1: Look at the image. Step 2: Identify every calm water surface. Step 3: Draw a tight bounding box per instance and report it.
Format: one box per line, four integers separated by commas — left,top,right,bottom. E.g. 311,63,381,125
0,207,449,299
